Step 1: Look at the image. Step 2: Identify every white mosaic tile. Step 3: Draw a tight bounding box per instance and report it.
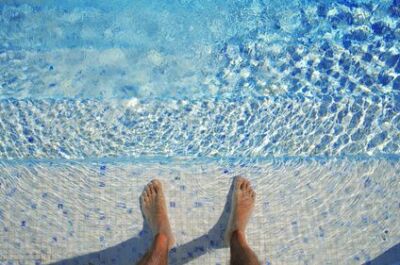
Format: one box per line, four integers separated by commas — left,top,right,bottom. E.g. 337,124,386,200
1,158,399,265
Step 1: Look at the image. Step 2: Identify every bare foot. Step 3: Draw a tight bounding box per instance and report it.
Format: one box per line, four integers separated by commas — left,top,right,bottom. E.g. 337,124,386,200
140,179,175,249
225,176,256,244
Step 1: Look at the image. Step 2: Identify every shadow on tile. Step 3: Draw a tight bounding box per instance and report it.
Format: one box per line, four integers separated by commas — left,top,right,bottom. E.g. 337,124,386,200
364,242,400,265
49,183,234,265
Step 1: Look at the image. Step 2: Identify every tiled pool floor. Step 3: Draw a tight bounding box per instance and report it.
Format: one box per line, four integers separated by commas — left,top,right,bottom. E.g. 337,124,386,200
1,1,400,264
1,157,399,265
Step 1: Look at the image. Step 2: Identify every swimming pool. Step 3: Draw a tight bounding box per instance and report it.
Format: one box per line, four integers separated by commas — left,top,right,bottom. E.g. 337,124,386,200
0,0,399,264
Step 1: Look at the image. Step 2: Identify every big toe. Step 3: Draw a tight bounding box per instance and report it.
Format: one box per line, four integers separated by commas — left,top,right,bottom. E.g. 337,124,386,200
150,179,162,193
234,176,247,189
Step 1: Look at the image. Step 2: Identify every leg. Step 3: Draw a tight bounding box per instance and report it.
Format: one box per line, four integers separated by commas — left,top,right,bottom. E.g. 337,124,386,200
230,230,260,265
226,177,260,265
136,234,168,265
136,180,175,265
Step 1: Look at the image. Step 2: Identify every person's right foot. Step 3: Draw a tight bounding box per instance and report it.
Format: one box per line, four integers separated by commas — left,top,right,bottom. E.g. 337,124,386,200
225,176,256,244
140,179,175,250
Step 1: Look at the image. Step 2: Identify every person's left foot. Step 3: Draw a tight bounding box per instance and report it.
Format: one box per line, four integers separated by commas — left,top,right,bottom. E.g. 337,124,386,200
140,179,175,249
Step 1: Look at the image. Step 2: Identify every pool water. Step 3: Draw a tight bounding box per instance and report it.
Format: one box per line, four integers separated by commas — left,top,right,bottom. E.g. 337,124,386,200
0,0,399,264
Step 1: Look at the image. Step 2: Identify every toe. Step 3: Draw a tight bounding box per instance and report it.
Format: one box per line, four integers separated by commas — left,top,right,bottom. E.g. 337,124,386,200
145,184,152,196
235,176,246,189
240,179,250,190
246,181,254,193
147,183,155,195
151,179,162,193
141,190,149,201
244,180,250,190
140,192,148,204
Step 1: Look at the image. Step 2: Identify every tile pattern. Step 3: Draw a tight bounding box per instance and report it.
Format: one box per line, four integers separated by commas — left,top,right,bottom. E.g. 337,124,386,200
1,1,400,264
1,1,400,99
1,158,399,264
0,96,399,160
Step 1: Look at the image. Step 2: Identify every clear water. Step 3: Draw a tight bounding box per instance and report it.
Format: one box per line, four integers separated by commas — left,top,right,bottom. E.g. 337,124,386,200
1,0,400,264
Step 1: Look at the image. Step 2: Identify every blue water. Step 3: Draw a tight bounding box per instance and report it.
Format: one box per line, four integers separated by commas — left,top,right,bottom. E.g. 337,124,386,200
2,0,399,100
1,0,400,264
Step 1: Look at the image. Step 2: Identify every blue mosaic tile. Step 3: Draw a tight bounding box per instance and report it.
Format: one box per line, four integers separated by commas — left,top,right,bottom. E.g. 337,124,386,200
1,0,400,264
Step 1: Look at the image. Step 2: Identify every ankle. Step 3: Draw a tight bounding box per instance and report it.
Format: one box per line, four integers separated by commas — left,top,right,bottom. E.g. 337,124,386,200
154,233,169,250
230,230,247,246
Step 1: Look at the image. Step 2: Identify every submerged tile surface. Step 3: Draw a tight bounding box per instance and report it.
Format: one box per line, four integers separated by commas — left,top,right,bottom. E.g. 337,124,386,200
1,1,400,264
1,158,399,265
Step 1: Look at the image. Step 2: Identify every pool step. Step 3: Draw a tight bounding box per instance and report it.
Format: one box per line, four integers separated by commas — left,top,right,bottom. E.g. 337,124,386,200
0,95,399,161
0,157,399,264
